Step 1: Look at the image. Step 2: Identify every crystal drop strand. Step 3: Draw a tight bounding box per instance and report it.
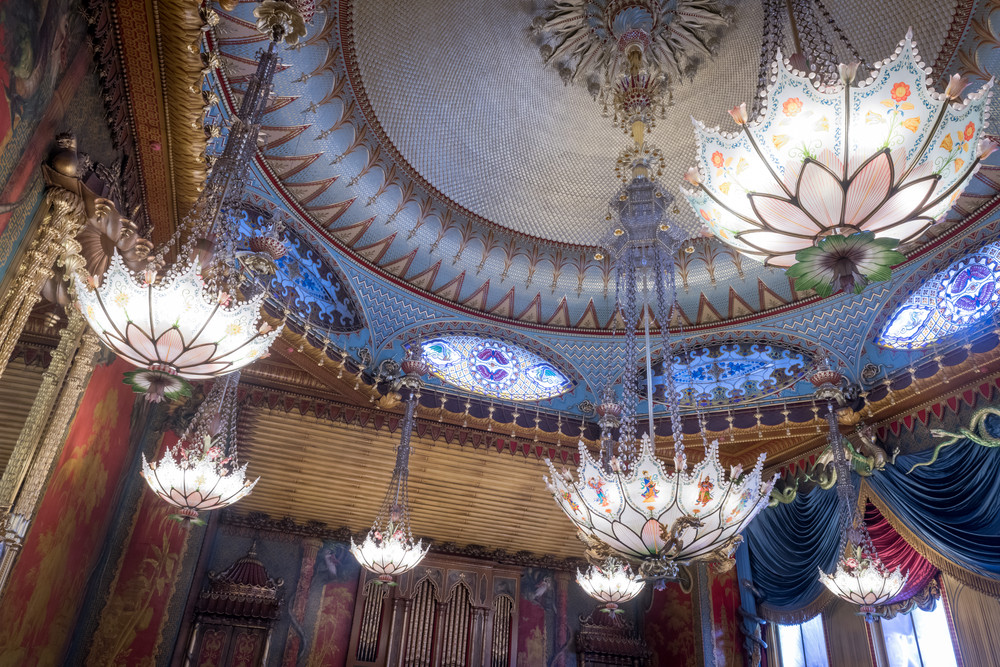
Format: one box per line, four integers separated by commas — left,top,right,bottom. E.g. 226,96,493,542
618,253,640,469
653,246,684,460
791,0,839,85
754,0,785,116
827,401,855,555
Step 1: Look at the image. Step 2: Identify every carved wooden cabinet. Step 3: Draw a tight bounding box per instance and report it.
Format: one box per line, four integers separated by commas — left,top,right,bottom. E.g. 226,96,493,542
346,553,521,666
182,545,283,667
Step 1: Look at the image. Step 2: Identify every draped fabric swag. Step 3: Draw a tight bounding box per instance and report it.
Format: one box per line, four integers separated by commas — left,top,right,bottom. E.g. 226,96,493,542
864,502,937,603
864,434,1000,596
747,434,1000,620
744,485,841,622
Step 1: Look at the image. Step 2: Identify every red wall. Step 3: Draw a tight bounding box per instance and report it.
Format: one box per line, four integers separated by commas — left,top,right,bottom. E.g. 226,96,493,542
0,358,136,665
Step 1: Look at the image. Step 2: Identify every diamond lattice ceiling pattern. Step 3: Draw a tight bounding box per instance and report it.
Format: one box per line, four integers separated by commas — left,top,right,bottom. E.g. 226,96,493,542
209,0,968,330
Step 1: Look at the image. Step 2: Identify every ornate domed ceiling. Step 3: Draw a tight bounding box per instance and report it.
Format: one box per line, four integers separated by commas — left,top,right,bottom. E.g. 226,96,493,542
208,0,969,333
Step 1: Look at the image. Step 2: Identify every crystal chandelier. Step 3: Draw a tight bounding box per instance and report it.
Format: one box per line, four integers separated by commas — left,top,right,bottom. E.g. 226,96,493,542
576,557,645,613
811,362,907,621
351,350,430,583
71,2,307,400
544,33,775,580
684,28,996,297
140,372,257,522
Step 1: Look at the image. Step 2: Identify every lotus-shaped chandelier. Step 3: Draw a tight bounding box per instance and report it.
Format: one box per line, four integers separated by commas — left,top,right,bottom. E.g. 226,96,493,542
541,29,774,580
812,363,908,621
576,557,646,613
684,31,997,296
351,350,430,583
76,254,278,401
548,435,773,576
72,1,305,398
819,544,908,621
141,372,257,522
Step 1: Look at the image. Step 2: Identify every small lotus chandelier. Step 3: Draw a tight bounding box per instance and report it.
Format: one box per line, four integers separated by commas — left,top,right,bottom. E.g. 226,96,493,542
576,557,645,613
811,362,907,621
684,29,996,297
351,350,430,583
545,33,775,582
72,1,308,400
140,371,258,522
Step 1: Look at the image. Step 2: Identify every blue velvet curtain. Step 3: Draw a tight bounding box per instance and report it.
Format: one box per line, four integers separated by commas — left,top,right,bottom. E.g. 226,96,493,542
867,433,1000,582
744,484,842,620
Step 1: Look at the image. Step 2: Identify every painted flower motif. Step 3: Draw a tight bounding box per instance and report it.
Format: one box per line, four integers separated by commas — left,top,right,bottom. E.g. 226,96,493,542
785,232,906,297
782,98,803,116
901,117,920,132
890,82,910,102
964,122,976,141
123,369,192,403
711,151,724,168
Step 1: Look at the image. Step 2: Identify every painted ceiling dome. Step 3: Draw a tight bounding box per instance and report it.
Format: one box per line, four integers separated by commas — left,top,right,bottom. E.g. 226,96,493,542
644,341,811,407
419,335,574,401
878,239,1000,349
208,0,965,331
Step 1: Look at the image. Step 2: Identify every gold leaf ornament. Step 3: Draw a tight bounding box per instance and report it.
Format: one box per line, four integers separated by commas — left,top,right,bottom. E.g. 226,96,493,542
253,1,307,45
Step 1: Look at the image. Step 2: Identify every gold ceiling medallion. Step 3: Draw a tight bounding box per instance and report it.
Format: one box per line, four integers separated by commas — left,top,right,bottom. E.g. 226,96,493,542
532,0,730,104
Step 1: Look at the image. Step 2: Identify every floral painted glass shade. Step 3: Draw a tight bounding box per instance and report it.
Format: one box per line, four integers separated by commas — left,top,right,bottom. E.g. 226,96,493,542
818,553,908,615
74,253,281,398
420,336,573,401
350,526,429,584
546,434,775,566
576,557,646,611
141,436,258,522
879,239,1000,349
684,32,995,294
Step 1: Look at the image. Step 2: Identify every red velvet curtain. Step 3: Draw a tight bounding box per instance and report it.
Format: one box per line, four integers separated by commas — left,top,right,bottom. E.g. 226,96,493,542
865,502,938,602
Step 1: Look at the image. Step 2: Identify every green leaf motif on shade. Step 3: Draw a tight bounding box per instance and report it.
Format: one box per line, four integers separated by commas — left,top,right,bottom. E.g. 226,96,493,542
786,232,906,298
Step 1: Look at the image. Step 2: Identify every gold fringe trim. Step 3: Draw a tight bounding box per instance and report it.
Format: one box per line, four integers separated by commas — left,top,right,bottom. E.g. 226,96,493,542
759,589,834,625
862,481,1000,598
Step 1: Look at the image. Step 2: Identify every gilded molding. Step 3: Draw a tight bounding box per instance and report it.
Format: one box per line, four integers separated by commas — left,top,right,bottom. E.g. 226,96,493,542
0,174,86,380
150,0,210,232
0,322,100,598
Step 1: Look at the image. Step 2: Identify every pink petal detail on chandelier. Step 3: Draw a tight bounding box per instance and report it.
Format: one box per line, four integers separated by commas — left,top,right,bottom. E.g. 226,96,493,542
748,196,823,236
796,161,845,229
844,152,894,227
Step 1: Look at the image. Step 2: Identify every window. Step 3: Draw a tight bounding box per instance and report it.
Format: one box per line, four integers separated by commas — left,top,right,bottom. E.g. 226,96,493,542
776,615,829,667
879,603,958,667
878,240,1000,349
418,335,573,401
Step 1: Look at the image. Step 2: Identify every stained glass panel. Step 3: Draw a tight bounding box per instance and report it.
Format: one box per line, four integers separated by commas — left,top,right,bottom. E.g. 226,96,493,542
643,342,811,407
879,241,1000,349
419,336,573,401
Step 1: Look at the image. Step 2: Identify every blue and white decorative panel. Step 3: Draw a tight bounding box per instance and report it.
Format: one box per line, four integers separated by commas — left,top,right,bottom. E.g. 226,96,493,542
419,335,573,401
269,229,364,332
878,241,1000,349
646,342,811,407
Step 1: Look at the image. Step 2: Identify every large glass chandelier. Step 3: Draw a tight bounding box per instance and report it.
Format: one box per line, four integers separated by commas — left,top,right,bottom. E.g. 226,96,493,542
811,362,907,620
544,30,775,581
140,372,257,522
71,1,307,400
351,350,430,583
683,27,996,297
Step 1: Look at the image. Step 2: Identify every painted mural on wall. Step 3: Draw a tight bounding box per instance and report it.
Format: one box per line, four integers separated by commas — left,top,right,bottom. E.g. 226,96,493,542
85,430,202,667
644,582,697,667
710,566,744,667
0,357,136,666
206,528,361,667
518,567,602,667
0,0,82,274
